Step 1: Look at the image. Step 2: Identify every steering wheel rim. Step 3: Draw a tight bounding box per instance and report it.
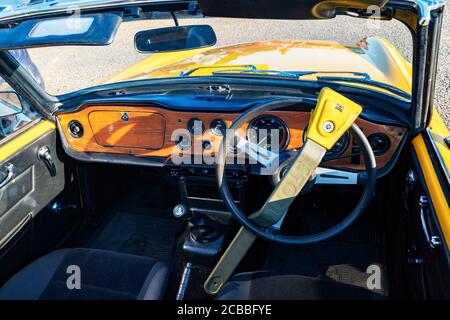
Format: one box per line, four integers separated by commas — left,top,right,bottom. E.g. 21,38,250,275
216,98,377,245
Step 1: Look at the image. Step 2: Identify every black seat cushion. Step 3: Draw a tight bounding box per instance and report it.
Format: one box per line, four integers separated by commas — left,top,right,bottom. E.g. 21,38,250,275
0,248,168,300
217,271,384,300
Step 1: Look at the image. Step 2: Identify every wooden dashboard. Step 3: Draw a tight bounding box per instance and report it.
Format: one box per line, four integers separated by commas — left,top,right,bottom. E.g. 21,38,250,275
57,105,407,171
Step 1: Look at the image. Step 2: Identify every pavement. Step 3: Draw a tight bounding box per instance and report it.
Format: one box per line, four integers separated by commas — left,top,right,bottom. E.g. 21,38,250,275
29,11,449,126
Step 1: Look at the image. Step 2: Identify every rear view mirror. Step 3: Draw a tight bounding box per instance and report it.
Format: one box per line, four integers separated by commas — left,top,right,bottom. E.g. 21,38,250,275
0,91,23,118
135,25,217,53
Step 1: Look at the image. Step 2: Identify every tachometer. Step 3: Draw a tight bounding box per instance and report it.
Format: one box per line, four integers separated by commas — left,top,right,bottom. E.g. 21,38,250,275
247,116,289,153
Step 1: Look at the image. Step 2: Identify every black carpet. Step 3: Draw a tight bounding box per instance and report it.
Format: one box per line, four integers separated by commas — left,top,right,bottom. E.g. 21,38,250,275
260,186,389,296
89,210,184,262
264,242,387,296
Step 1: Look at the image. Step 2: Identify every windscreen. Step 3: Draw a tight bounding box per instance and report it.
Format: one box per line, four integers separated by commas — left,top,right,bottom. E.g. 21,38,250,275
20,11,413,98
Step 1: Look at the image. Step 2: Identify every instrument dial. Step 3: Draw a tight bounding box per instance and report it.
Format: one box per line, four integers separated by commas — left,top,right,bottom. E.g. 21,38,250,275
302,125,349,160
187,118,205,135
247,116,289,153
175,132,191,150
210,118,227,136
368,133,390,156
323,131,349,161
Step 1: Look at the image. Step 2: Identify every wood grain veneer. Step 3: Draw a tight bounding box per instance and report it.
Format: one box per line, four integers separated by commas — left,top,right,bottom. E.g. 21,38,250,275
57,105,406,170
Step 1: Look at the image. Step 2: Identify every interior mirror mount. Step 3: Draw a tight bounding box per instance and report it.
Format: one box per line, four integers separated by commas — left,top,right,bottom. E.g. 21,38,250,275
0,91,23,118
135,25,217,53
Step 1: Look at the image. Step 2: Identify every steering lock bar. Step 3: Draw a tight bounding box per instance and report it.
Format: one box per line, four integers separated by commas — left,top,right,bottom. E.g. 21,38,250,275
204,88,363,295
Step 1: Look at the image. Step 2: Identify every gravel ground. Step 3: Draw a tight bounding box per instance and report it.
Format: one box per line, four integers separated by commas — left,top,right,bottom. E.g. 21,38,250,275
29,11,449,126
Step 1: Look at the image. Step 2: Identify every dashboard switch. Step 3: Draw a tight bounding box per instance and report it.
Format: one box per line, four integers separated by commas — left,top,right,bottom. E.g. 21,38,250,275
203,140,213,150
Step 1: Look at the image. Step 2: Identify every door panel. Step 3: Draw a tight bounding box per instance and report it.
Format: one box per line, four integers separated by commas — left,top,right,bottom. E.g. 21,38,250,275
0,166,33,218
409,111,450,299
413,134,450,246
0,121,55,163
0,122,65,245
0,120,71,283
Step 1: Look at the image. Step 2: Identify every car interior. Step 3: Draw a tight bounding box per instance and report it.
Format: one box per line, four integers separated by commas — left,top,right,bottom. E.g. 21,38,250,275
0,82,448,300
0,0,449,301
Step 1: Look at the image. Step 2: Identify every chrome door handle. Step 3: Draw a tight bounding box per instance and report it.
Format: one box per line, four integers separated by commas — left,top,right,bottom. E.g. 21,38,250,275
38,146,56,177
0,163,15,188
419,196,442,249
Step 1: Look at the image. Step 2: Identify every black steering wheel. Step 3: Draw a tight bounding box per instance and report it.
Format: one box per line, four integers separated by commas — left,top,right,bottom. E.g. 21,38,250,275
216,98,377,245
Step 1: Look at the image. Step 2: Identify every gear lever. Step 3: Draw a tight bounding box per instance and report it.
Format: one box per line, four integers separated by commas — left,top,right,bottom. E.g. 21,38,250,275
173,204,225,244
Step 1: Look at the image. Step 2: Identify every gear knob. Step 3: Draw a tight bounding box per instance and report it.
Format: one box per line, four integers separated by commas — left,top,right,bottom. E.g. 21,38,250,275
173,204,189,219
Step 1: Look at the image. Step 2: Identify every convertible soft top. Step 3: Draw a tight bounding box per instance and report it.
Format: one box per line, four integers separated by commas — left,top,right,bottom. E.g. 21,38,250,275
0,0,192,23
198,0,389,19
0,0,396,23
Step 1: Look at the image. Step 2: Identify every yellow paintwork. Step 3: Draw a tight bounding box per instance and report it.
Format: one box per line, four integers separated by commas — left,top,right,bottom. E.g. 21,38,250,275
428,110,450,173
306,88,362,150
105,37,412,96
0,120,55,162
413,131,450,249
105,48,210,84
412,110,450,249
421,111,450,250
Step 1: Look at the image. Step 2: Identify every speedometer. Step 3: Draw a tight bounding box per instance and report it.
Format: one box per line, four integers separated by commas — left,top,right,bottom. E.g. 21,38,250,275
247,116,289,153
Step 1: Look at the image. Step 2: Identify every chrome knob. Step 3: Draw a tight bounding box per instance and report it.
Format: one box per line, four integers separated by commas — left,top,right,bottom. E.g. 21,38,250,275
173,204,188,218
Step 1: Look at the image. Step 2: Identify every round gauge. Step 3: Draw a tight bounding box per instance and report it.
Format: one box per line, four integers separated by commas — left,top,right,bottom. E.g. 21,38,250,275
368,133,390,156
323,131,350,160
247,116,290,152
175,133,191,151
210,118,227,136
187,118,205,135
302,125,349,160
68,120,84,139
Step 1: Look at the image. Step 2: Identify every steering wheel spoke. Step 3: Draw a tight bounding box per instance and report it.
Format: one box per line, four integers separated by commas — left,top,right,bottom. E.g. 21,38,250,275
313,167,361,185
264,209,289,234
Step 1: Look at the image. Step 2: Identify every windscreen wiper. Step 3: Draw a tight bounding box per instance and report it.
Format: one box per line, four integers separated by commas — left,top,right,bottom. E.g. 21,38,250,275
183,66,410,99
212,68,410,99
184,66,370,80
212,68,369,79
180,64,314,78
180,65,259,77
212,68,314,79
314,75,411,99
